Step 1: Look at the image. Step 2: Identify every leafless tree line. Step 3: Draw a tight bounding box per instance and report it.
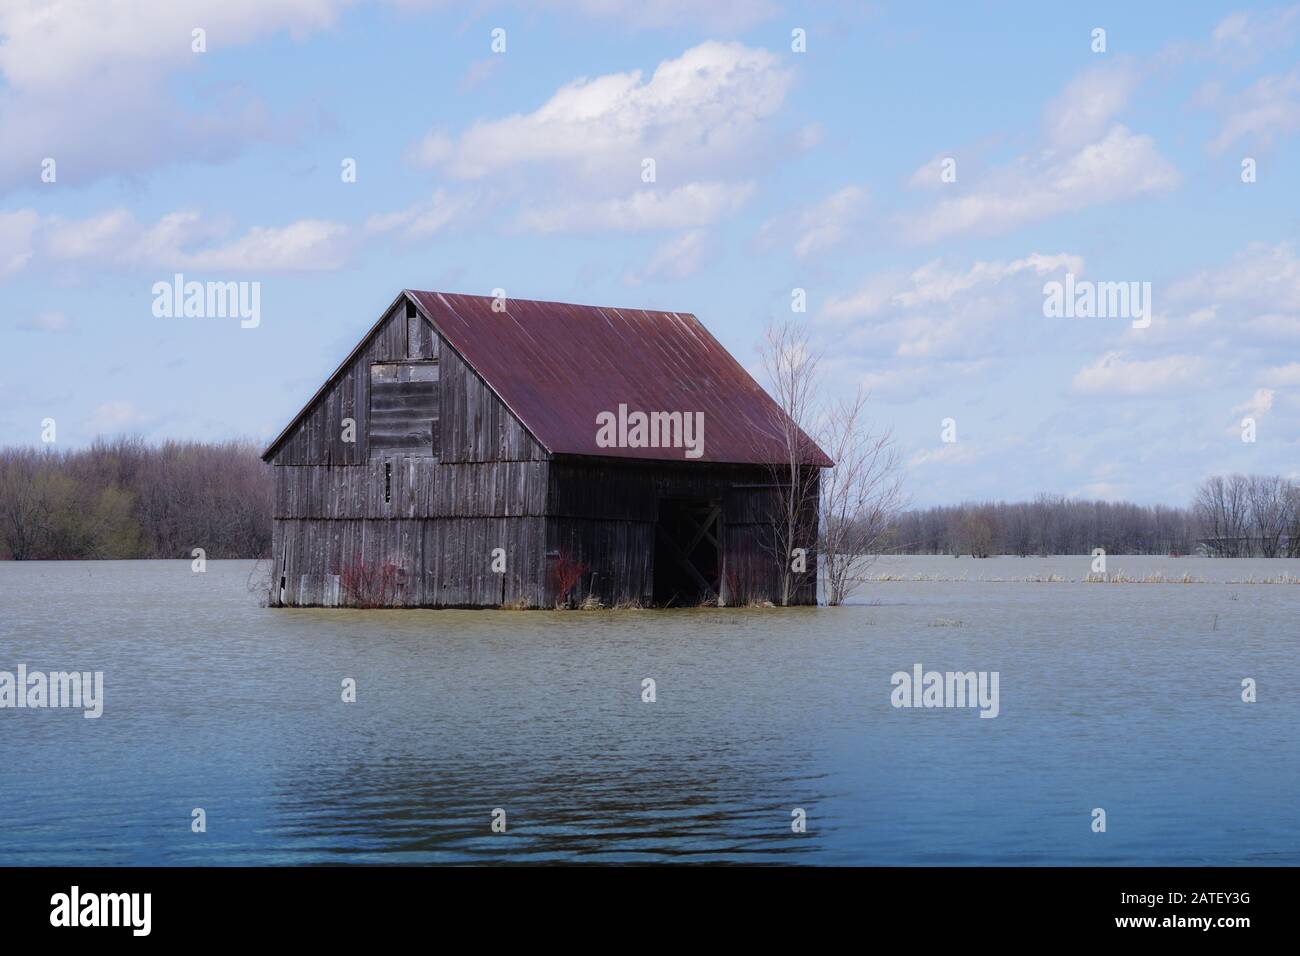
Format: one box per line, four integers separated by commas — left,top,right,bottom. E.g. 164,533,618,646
0,437,272,560
1193,474,1300,557
888,475,1300,557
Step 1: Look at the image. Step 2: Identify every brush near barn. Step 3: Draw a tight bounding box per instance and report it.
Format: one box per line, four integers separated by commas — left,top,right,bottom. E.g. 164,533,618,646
263,291,829,608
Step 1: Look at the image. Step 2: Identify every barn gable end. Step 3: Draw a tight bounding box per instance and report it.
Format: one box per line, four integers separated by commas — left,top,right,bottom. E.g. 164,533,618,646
263,294,547,467
266,293,550,608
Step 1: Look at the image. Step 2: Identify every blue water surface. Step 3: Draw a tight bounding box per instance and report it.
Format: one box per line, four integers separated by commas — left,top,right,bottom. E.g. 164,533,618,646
0,557,1295,865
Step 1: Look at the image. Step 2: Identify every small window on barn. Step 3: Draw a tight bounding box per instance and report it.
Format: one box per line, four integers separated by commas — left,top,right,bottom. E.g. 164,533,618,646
384,461,392,503
406,301,423,359
369,361,439,460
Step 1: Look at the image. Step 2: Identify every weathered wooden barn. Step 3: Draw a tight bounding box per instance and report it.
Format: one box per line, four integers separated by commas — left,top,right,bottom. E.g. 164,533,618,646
262,290,829,608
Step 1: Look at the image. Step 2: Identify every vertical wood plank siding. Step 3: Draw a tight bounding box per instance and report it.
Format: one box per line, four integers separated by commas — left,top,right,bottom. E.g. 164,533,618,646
439,343,545,463
275,516,545,608
544,459,819,607
268,303,549,607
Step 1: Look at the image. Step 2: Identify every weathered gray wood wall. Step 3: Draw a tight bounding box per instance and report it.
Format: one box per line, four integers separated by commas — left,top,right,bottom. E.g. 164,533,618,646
268,300,551,607
439,343,546,463
271,515,546,607
546,459,819,607
274,459,546,519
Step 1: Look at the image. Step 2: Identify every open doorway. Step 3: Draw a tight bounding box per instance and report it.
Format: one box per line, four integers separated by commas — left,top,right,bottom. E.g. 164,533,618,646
652,497,721,606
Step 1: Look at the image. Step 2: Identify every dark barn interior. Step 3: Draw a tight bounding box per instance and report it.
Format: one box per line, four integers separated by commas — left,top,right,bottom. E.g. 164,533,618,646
653,497,720,606
263,290,828,608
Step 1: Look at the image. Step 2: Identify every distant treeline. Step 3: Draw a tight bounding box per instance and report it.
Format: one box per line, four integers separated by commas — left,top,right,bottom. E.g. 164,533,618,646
2,440,1296,561
887,476,1300,557
0,438,271,560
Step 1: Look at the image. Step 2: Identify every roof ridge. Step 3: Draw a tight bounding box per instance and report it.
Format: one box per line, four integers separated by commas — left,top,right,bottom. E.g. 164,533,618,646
408,288,697,318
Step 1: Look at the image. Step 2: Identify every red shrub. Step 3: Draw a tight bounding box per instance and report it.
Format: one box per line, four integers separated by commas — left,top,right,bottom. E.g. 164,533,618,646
338,557,406,608
549,548,587,608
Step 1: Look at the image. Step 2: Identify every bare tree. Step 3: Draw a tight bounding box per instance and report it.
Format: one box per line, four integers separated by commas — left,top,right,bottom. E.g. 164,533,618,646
818,388,905,605
1003,504,1035,557
1225,474,1252,555
959,509,995,558
1195,475,1234,555
1285,480,1300,558
1246,474,1287,557
755,321,825,606
1195,474,1251,556
0,449,44,559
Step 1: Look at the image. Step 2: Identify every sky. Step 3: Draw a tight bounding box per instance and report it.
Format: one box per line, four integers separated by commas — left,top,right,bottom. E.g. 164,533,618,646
1,0,1297,507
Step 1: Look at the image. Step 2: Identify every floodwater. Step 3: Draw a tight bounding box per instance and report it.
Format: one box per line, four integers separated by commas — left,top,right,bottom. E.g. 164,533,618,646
0,556,1296,865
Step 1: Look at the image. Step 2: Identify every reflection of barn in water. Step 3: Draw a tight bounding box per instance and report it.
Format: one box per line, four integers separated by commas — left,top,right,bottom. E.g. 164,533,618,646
263,291,828,608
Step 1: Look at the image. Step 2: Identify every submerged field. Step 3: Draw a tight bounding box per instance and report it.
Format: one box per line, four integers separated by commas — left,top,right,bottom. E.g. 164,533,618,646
0,556,1296,865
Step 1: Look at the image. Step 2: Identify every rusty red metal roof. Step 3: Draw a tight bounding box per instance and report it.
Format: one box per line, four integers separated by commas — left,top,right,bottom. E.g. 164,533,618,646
409,291,830,467
263,290,830,466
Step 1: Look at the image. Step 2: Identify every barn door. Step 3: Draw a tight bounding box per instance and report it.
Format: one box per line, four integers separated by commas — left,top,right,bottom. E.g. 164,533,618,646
652,497,721,606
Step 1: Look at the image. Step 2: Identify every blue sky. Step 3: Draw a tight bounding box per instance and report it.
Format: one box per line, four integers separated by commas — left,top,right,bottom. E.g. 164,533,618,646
2,1,1298,506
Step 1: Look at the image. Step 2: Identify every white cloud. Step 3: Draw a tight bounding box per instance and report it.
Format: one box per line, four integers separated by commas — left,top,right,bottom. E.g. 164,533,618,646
907,154,955,191
1245,313,1300,338
85,400,142,433
1263,362,1300,387
406,131,454,167
627,229,712,283
1105,243,1300,396
391,0,779,30
458,56,503,93
1211,6,1300,64
904,126,1179,243
514,181,754,234
825,255,1027,320
1043,61,1140,149
1165,241,1300,318
856,367,918,398
16,311,69,333
891,253,1082,309
541,0,778,30
1072,481,1129,501
0,209,38,276
1234,387,1275,417
0,0,349,191
908,443,983,468
1205,69,1300,153
394,41,785,240
898,59,1178,243
794,186,869,257
415,42,791,182
182,220,349,271
26,207,351,274
758,185,870,258
0,1,348,91
821,252,1082,358
364,189,480,240
1071,352,1205,395
850,359,992,404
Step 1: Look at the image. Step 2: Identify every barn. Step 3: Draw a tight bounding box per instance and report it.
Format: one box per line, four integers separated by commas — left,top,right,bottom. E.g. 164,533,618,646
262,290,830,608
